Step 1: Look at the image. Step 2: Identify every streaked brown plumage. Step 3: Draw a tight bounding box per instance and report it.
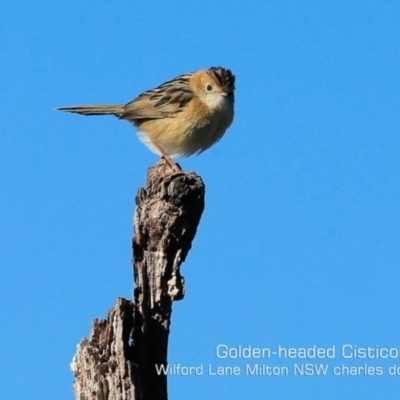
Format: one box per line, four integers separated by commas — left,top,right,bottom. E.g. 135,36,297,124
57,67,235,170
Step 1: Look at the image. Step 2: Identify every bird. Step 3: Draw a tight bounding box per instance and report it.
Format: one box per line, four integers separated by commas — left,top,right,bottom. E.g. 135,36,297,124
57,67,235,171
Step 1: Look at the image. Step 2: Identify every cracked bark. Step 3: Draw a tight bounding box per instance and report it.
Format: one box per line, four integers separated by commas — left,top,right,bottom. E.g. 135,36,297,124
71,159,205,400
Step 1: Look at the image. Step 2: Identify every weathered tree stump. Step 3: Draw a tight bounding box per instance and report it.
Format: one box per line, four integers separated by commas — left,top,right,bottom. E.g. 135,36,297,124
71,159,205,400
71,298,137,400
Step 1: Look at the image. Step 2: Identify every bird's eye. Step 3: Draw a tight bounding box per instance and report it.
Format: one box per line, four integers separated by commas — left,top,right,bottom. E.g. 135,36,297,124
205,83,213,92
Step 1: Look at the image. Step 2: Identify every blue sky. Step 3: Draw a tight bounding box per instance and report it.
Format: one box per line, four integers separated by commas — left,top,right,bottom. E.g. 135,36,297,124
1,1,400,399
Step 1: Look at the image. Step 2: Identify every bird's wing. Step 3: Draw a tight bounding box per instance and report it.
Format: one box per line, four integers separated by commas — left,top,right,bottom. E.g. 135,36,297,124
122,73,194,120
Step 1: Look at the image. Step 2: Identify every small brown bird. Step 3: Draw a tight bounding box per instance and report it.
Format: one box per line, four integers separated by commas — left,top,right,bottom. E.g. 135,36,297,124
57,67,235,170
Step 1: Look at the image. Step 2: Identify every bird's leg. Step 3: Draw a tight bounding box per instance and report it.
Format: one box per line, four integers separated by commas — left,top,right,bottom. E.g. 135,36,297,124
154,144,182,172
161,154,182,172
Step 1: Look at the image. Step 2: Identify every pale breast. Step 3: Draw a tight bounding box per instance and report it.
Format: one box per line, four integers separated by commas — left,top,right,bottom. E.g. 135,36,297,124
136,96,234,158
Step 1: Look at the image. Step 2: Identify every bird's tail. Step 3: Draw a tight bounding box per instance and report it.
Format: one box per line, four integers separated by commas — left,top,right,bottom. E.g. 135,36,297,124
56,104,124,117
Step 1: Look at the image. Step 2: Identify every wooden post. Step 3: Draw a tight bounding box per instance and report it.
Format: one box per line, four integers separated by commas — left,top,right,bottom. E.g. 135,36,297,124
71,159,205,400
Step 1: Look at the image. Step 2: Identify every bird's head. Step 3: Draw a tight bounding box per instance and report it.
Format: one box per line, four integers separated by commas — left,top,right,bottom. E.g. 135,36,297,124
191,67,235,110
